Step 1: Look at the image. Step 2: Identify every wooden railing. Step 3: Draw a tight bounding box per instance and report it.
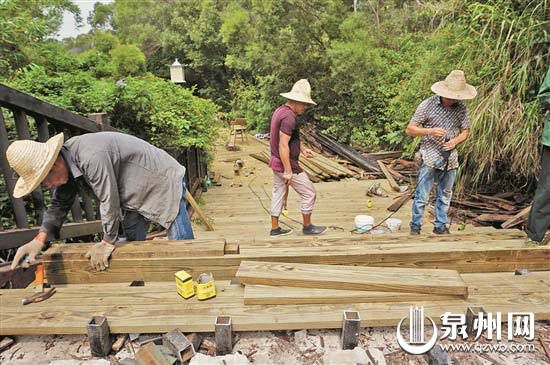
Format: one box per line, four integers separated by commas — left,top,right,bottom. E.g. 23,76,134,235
0,84,207,250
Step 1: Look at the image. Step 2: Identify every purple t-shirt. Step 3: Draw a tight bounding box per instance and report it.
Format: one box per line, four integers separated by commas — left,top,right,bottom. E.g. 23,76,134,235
268,105,302,173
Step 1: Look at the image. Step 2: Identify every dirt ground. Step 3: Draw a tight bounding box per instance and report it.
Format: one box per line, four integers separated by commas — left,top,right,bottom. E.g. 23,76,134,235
1,323,549,365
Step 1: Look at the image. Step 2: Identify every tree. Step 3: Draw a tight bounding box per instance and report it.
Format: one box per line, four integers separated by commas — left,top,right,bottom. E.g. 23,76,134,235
88,2,114,31
110,44,147,78
0,0,81,77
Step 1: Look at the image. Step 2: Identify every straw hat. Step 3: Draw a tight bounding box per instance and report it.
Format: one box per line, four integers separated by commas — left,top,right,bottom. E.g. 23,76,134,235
280,79,317,105
431,70,477,100
6,133,64,198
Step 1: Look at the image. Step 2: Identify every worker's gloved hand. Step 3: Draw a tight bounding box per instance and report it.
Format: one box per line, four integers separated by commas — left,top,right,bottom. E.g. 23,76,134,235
85,241,116,271
11,239,45,270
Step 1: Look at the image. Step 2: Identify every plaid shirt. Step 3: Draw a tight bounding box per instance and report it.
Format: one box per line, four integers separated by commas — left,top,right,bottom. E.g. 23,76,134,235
410,96,471,170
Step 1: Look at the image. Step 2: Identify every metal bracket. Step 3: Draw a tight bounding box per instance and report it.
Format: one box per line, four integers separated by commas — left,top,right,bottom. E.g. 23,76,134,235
87,315,111,357
465,306,486,338
341,311,361,350
215,316,233,356
163,328,195,363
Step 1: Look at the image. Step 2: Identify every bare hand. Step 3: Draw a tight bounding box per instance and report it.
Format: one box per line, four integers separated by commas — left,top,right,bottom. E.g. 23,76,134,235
430,128,446,138
442,139,457,151
302,148,315,158
283,171,293,184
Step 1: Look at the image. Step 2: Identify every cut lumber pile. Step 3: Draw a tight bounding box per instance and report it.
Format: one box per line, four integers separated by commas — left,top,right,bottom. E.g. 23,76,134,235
450,193,531,227
250,149,359,182
302,128,380,172
300,127,416,181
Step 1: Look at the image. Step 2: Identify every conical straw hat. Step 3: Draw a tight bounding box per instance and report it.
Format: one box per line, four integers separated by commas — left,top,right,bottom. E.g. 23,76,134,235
431,70,477,100
6,133,64,198
280,79,317,105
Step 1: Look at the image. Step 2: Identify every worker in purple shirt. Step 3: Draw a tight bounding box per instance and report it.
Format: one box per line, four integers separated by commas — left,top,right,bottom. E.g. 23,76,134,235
268,79,327,236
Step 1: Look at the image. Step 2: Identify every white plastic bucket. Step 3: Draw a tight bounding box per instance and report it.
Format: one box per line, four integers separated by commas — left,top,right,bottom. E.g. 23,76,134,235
385,218,402,232
355,215,374,233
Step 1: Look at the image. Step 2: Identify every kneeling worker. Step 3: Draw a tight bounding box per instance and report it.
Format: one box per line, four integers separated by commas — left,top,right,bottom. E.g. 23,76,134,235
8,132,194,271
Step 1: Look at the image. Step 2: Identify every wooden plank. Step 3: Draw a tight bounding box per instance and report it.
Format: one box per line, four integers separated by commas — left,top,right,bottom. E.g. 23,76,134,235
186,191,214,231
245,271,550,305
0,221,102,250
0,275,548,335
42,239,226,260
377,160,400,192
0,84,114,133
475,214,514,223
501,205,531,228
244,285,457,305
236,261,468,298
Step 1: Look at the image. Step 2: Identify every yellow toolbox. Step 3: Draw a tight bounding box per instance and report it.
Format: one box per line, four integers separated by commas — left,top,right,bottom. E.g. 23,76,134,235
175,270,195,299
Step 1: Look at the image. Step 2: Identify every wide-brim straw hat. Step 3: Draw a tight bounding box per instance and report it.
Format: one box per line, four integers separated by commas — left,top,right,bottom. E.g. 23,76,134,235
280,79,317,105
431,70,477,100
6,133,64,198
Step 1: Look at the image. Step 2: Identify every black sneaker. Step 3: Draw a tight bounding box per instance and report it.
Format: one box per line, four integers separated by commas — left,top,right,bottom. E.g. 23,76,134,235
410,227,421,235
433,226,450,235
303,224,327,235
270,227,293,237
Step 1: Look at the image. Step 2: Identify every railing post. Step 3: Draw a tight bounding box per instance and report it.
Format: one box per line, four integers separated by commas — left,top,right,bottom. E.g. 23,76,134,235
0,108,28,228
88,113,110,131
13,109,47,225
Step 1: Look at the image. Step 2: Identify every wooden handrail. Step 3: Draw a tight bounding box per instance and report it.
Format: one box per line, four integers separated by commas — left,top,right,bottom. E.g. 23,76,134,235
0,84,119,133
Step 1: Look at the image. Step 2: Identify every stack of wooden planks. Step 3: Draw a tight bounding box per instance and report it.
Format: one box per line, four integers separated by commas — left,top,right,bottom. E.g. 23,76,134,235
250,149,359,182
41,232,550,284
236,261,468,305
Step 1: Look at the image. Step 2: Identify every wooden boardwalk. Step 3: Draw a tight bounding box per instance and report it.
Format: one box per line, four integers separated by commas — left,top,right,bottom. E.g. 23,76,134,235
1,134,549,335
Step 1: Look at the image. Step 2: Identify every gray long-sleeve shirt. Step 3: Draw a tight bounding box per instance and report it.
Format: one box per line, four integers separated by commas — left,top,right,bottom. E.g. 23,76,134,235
40,132,186,242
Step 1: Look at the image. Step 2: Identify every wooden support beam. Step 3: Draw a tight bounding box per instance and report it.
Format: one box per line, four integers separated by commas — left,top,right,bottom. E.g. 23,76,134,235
42,239,550,284
341,311,361,350
87,315,111,357
215,316,233,356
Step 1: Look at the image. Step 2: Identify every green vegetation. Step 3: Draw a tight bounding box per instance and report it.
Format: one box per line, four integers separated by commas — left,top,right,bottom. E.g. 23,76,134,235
1,0,549,194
